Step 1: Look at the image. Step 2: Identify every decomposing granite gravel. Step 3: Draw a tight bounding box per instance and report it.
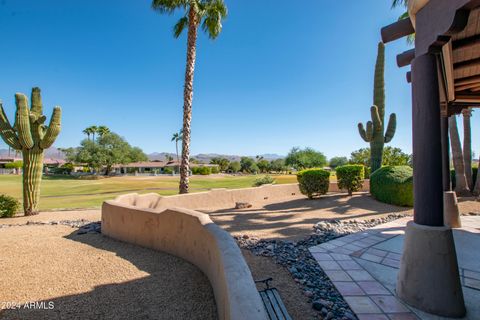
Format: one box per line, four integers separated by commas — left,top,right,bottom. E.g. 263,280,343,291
236,214,408,320
0,219,101,234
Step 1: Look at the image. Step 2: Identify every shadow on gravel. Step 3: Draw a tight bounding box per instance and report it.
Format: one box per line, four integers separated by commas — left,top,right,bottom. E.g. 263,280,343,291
0,229,217,320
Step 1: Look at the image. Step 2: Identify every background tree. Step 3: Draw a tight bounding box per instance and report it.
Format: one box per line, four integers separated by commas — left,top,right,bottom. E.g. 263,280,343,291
358,42,396,173
0,88,61,215
240,157,258,174
152,0,228,194
329,156,348,169
97,125,111,137
349,147,411,167
83,128,93,141
69,132,147,175
462,108,473,190
87,125,98,141
171,130,183,164
269,159,287,173
210,157,230,172
228,161,241,173
257,159,271,173
285,147,327,170
449,115,470,194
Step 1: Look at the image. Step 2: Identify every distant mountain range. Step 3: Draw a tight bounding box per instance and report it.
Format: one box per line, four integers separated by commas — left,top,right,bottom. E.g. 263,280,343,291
0,148,284,163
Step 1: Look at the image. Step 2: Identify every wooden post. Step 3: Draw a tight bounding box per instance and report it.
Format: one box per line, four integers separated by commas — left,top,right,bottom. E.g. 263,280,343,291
411,54,444,226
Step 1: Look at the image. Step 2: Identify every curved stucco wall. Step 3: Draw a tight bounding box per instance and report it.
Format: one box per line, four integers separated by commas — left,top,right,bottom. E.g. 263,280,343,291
408,0,429,28
102,201,267,320
114,182,370,212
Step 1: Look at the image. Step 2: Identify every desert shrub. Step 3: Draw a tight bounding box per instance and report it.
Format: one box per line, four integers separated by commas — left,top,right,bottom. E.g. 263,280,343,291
210,166,220,174
297,168,330,199
450,168,478,189
336,165,365,196
192,166,211,175
370,166,413,207
228,161,241,173
0,195,20,218
253,175,275,187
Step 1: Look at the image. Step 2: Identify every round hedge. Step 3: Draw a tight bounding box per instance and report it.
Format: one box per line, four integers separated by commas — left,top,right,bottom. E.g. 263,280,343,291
297,168,330,199
370,166,413,207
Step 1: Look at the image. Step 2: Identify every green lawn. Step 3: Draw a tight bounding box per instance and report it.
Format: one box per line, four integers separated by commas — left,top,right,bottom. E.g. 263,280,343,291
0,174,298,210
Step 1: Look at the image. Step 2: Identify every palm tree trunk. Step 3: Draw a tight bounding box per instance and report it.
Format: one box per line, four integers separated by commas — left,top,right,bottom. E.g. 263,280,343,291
179,7,198,194
462,108,473,189
474,154,480,195
449,116,470,195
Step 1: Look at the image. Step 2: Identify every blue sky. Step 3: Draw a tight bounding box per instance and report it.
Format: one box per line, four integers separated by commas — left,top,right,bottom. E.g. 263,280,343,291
0,0,478,158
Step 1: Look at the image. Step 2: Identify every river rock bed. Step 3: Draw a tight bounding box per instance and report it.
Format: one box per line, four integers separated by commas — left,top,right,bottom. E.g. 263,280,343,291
236,214,408,320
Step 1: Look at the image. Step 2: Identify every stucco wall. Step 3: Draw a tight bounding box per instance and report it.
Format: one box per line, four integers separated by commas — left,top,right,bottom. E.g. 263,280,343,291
102,201,267,320
114,182,370,212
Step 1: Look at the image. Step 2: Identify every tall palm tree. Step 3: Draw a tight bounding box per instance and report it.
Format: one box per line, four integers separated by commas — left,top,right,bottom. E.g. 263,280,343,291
83,128,91,141
449,115,470,194
89,125,98,141
97,125,111,137
462,108,473,189
171,130,183,165
152,0,227,194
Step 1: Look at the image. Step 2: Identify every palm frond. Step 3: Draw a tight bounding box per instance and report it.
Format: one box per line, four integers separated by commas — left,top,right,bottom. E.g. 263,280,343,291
173,16,189,38
397,11,409,20
391,0,408,9
151,0,188,15
200,0,227,39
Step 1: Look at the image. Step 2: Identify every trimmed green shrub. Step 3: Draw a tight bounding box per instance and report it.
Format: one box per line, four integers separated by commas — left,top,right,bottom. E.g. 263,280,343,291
0,194,21,218
364,167,371,179
451,168,477,189
191,166,211,175
370,166,413,207
210,166,220,174
253,175,275,187
336,165,365,196
297,168,330,199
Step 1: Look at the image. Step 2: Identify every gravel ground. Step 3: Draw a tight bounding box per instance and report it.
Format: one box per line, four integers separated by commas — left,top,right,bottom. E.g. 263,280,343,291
0,225,217,320
1,194,477,320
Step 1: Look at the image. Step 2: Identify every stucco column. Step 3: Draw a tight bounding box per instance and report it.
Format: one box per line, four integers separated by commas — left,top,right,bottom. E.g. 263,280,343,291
397,53,465,317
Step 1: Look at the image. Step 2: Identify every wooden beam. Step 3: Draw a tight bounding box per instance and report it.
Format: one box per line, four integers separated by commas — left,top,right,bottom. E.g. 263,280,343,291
397,49,415,67
455,82,480,91
381,18,415,44
452,34,480,51
453,57,480,74
442,41,456,102
455,75,480,85
406,71,412,83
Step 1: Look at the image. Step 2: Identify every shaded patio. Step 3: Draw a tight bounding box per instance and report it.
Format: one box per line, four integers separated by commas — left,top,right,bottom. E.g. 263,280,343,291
309,216,480,320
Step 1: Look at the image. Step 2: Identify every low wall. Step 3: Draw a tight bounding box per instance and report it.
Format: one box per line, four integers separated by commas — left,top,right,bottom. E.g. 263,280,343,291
102,200,267,320
115,181,370,212
102,180,370,319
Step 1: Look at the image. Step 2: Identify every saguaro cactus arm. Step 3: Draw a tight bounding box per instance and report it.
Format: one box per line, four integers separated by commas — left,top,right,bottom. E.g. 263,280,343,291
358,121,375,142
0,102,22,149
40,107,62,149
370,105,382,132
30,87,43,115
14,93,34,149
384,113,397,143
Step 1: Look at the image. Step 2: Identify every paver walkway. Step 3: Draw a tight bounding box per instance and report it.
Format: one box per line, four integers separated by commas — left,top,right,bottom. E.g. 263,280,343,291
309,216,480,320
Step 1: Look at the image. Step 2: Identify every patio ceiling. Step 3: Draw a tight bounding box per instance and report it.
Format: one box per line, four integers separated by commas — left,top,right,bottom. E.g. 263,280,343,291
382,0,480,114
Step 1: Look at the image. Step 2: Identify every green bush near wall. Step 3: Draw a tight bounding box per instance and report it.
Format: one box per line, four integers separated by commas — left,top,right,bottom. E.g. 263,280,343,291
336,165,365,196
297,168,330,199
370,166,413,207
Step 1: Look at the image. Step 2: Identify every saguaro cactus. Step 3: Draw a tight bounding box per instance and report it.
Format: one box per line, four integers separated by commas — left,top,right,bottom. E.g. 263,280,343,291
358,42,396,173
0,88,61,215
